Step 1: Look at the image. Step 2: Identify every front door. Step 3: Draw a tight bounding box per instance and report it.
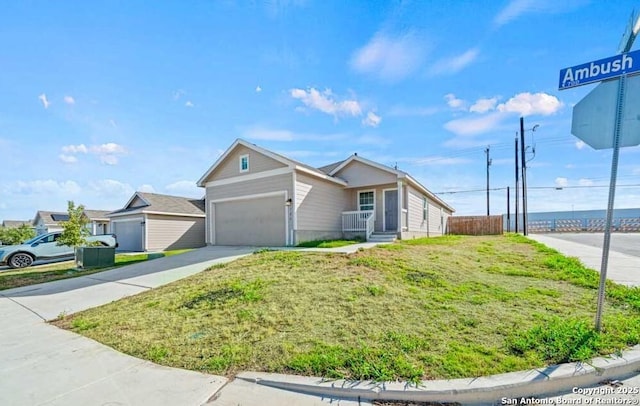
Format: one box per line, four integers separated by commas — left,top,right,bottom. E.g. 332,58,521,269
384,190,398,231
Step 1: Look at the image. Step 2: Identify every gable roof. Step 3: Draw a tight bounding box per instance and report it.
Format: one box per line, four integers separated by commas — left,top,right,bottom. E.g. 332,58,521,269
2,220,32,228
328,154,404,177
108,192,205,217
34,209,114,226
197,139,347,187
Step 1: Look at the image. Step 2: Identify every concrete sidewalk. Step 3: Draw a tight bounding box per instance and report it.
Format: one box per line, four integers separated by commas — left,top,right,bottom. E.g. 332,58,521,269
528,234,640,286
0,246,254,406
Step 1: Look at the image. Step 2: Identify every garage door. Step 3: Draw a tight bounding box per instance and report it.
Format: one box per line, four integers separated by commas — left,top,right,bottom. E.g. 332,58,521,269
214,196,285,246
112,220,143,252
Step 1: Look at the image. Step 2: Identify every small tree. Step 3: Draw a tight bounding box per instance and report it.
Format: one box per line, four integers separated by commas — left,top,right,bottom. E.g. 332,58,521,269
0,224,36,245
57,201,90,248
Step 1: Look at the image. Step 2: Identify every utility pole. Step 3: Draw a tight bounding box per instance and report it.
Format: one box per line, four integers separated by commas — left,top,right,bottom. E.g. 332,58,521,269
485,146,491,216
520,117,528,236
515,137,519,233
507,186,510,232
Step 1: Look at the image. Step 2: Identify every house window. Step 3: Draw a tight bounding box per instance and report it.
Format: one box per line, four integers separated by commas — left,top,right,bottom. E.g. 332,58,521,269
423,197,428,221
358,191,374,211
239,154,249,172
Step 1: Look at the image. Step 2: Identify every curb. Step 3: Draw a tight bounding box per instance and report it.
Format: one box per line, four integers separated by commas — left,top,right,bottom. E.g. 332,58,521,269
237,345,640,404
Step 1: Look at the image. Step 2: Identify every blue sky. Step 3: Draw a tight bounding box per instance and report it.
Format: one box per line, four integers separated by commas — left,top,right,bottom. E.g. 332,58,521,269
2,0,640,221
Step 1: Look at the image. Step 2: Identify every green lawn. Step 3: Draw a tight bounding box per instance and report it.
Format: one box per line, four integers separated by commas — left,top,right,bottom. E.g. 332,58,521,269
0,249,192,291
55,235,640,382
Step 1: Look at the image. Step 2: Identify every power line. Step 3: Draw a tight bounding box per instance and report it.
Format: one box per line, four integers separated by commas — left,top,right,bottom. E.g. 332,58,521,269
434,183,640,194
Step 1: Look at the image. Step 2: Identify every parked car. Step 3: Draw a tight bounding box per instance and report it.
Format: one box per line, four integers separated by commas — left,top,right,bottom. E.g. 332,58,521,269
0,232,118,269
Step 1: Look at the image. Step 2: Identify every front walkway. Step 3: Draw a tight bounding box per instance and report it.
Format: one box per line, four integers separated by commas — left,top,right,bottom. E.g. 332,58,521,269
528,233,640,287
0,246,254,406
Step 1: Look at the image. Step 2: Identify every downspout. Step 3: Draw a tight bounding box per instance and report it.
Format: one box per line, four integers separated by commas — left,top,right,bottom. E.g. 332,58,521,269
397,180,403,237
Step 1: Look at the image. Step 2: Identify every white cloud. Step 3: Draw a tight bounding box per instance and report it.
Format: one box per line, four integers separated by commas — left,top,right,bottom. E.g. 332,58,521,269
138,184,156,193
497,92,563,116
431,48,480,75
60,143,126,165
89,179,134,198
15,179,81,195
444,112,505,136
185,101,194,107
256,86,262,93
444,93,466,110
470,97,499,113
38,94,50,109
493,0,587,27
350,32,426,81
494,0,537,26
59,154,78,164
62,144,89,154
90,143,126,155
362,112,382,128
575,140,586,150
555,177,569,188
165,180,201,197
99,155,119,165
64,96,75,105
290,87,362,117
578,178,594,186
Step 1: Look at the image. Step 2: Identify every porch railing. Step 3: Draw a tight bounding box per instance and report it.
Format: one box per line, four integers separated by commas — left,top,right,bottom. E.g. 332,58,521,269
342,210,375,240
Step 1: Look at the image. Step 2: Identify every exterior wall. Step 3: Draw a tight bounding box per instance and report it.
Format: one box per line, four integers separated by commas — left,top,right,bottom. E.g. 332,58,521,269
294,172,350,244
206,145,288,182
333,161,397,188
146,214,205,251
406,185,449,236
205,173,293,244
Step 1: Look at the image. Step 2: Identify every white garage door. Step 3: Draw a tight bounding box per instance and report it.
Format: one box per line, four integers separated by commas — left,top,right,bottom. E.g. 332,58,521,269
112,220,144,252
214,196,286,246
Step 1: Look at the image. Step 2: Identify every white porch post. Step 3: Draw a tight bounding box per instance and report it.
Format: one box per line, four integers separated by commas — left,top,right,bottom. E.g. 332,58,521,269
397,180,403,233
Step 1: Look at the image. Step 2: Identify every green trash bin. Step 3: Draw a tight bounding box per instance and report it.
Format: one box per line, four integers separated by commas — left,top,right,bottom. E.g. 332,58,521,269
75,246,116,269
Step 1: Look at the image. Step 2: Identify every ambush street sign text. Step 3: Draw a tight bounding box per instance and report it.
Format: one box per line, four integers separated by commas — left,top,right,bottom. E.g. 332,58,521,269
558,49,640,90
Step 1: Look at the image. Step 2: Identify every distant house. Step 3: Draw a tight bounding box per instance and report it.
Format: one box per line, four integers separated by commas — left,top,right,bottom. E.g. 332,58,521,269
33,210,111,235
107,192,206,252
197,139,454,246
2,220,33,229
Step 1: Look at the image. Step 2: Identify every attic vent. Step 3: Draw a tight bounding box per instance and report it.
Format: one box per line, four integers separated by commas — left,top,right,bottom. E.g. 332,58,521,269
51,214,70,222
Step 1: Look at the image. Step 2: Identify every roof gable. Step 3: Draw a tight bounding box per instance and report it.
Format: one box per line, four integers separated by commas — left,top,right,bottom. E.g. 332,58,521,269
109,192,205,217
197,139,292,186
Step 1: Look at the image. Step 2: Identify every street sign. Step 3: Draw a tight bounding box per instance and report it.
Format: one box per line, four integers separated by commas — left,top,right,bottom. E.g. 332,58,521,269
571,75,640,149
558,49,640,90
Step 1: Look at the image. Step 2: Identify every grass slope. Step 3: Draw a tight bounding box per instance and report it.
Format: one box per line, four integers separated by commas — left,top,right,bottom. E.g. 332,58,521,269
56,235,640,382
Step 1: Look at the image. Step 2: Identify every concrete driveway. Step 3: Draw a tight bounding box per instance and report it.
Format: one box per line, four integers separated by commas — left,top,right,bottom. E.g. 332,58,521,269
0,246,255,406
528,233,640,286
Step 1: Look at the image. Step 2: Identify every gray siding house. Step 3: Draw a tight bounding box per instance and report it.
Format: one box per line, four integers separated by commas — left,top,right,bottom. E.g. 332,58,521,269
107,192,206,252
33,210,111,235
197,139,454,246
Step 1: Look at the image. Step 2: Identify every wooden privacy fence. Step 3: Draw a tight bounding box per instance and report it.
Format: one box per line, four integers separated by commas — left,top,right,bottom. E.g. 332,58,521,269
448,215,503,236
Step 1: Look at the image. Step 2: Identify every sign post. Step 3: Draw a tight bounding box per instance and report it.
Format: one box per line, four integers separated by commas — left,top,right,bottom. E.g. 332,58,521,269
559,11,640,332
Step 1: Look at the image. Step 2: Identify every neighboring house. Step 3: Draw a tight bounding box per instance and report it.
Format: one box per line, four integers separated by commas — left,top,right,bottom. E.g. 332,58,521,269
197,139,454,246
32,210,111,235
107,192,206,252
2,220,33,229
